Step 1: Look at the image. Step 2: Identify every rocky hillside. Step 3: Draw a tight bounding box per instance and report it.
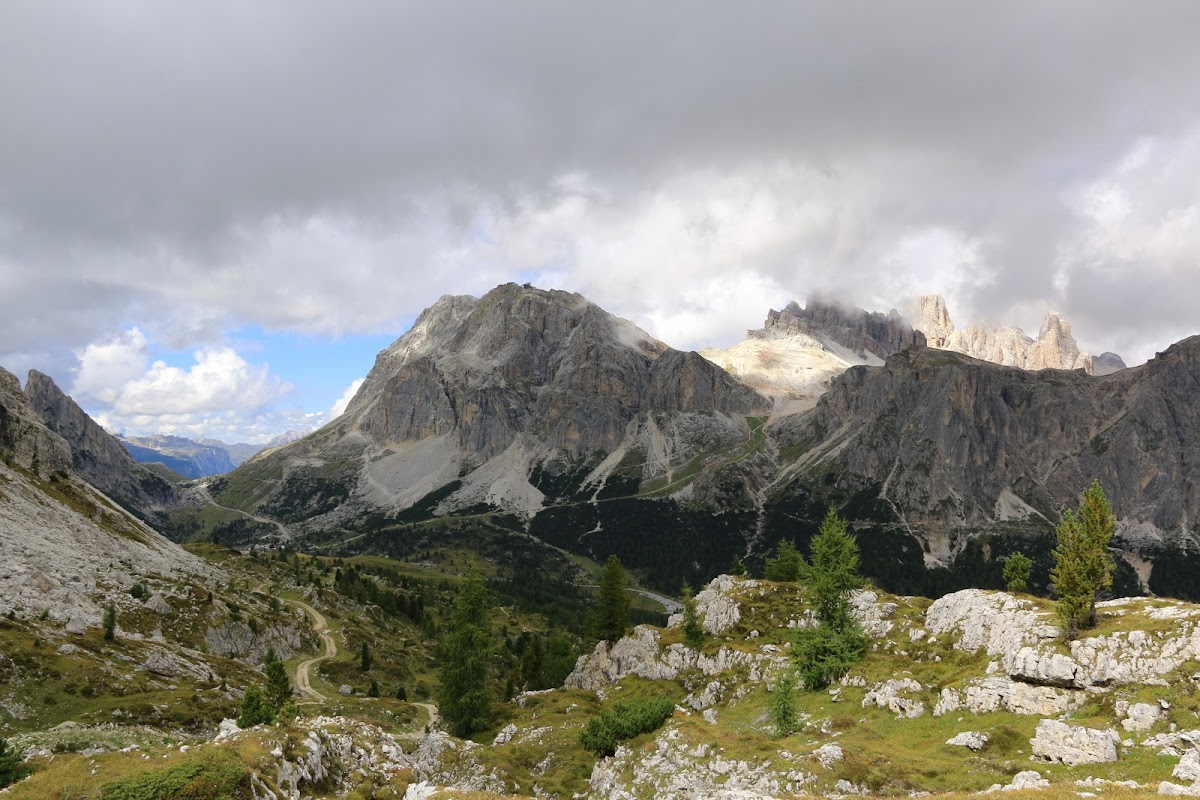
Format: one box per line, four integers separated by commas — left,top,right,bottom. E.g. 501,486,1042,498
18,574,1200,798
909,294,1127,375
700,296,925,402
0,366,211,623
23,369,179,527
771,336,1200,569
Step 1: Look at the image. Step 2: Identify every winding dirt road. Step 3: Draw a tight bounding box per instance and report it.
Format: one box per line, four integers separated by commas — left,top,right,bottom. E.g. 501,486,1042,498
291,598,336,702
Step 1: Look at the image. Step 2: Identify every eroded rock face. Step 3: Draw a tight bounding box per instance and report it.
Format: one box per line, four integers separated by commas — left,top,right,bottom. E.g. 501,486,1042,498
1030,720,1120,766
0,367,73,477
23,370,178,524
909,294,1109,374
781,336,1200,547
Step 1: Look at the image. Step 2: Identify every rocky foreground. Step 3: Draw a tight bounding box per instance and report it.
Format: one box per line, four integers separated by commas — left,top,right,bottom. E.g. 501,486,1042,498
13,575,1200,799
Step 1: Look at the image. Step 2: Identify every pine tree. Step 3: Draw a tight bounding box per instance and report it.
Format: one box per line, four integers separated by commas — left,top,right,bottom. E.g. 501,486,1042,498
0,737,30,789
1003,552,1033,593
103,603,117,641
595,555,630,643
729,554,747,576
361,642,372,672
237,684,275,728
437,568,494,737
681,585,705,649
264,649,292,713
368,678,381,698
396,684,408,701
1051,481,1115,636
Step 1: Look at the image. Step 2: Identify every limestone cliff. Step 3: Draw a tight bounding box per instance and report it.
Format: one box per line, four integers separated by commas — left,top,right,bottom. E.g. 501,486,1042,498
23,369,178,525
909,294,1120,375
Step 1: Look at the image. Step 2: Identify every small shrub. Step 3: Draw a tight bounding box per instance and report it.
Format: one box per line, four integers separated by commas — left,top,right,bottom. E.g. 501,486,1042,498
792,622,866,690
130,583,150,601
99,747,251,800
770,670,798,737
0,737,30,789
579,696,676,757
237,684,276,728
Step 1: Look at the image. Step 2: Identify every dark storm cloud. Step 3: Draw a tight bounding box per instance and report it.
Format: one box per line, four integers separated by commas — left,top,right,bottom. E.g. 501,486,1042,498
1,0,1199,364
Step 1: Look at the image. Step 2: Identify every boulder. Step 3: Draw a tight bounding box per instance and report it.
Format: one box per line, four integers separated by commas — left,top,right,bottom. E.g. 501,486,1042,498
145,593,173,614
144,651,178,678
814,743,844,767
1031,720,1120,765
1123,702,1163,732
946,731,989,751
1173,751,1200,783
862,678,925,718
492,724,517,746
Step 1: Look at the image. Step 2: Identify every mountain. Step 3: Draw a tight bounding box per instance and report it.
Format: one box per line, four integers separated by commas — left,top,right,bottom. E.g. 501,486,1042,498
700,296,925,402
202,283,1196,599
22,370,179,527
769,336,1200,580
264,428,313,448
909,294,1126,375
0,366,208,621
118,433,236,478
209,283,767,579
196,438,265,466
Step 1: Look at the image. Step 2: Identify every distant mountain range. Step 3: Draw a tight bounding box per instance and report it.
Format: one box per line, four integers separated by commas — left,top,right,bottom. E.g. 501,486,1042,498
114,428,316,479
6,282,1187,601
196,283,1193,598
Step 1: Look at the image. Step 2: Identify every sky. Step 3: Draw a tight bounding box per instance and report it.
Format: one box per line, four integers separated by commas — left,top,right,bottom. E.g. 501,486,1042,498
2,2,1199,443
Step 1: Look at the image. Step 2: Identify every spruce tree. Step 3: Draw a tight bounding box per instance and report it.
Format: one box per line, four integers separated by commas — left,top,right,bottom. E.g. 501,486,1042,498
0,737,30,789
264,649,292,713
103,603,117,641
680,585,705,649
237,684,275,728
521,634,544,690
595,555,630,643
1003,552,1033,593
361,642,372,672
1051,481,1115,636
437,568,494,737
769,670,798,738
764,539,805,582
729,554,747,576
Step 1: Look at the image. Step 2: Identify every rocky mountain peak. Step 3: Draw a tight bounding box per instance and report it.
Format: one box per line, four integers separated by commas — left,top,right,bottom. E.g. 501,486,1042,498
0,366,73,477
755,294,926,359
908,296,1116,375
910,293,955,347
23,369,177,523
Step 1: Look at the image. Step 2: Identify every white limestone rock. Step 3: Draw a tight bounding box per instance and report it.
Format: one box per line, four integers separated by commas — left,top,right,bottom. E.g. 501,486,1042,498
814,743,844,767
946,731,989,751
926,589,1056,656
1031,719,1120,766
1123,702,1163,732
862,678,925,718
1173,750,1200,783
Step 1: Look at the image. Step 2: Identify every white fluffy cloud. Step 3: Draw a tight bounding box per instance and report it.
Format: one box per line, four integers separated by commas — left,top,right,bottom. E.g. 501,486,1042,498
70,327,151,405
328,377,364,420
75,337,298,442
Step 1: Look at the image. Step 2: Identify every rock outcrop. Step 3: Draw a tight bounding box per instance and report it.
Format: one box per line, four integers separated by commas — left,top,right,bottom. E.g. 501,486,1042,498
23,369,178,524
700,296,925,401
1030,719,1120,765
909,294,1112,374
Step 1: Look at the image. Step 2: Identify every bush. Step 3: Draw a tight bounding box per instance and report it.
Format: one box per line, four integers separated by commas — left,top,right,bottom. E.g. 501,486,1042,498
0,737,30,789
130,583,150,600
792,622,866,690
99,747,251,800
579,696,676,757
237,684,275,728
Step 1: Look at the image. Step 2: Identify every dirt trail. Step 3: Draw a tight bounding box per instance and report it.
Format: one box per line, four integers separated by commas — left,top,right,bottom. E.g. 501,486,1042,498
290,598,336,702
196,485,289,540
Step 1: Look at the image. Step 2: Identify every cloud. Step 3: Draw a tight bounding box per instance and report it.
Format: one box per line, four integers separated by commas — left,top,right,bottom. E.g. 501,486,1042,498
2,1,1199,386
83,345,296,442
328,377,364,420
71,327,150,405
